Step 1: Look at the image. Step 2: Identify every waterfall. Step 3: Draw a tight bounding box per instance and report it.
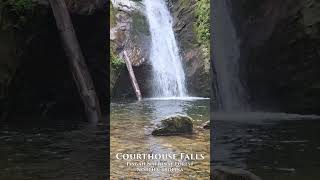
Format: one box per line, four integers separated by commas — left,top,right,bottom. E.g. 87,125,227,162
212,0,248,111
143,0,187,98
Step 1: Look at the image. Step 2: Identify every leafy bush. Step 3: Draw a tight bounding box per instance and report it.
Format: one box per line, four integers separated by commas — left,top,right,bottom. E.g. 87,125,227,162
111,50,125,71
194,0,210,49
194,0,210,70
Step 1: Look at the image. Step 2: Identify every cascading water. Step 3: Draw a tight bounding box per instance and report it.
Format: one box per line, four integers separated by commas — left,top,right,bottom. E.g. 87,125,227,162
212,0,248,111
143,0,187,98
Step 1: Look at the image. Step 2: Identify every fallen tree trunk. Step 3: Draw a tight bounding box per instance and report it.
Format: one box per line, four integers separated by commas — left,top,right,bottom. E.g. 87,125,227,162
48,0,102,122
123,51,142,101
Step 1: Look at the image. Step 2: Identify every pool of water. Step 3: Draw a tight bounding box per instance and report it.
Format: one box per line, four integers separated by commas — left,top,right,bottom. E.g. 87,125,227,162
213,112,320,180
0,116,108,180
110,98,210,179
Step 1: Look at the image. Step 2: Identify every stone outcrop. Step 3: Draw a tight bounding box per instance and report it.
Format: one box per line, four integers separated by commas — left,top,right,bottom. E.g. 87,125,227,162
110,5,149,67
110,0,152,98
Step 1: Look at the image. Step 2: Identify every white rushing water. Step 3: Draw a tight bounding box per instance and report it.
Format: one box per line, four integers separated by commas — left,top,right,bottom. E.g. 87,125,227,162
144,96,210,101
212,0,248,111
143,0,187,97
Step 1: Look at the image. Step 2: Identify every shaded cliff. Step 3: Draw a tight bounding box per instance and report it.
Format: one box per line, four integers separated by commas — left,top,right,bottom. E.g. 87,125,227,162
224,0,320,113
0,1,107,118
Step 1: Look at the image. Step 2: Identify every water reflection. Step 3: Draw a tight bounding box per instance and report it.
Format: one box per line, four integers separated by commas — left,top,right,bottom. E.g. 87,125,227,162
213,112,320,180
0,116,108,180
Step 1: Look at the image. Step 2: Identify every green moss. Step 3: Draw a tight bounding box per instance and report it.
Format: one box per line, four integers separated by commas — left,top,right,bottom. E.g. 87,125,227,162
194,0,210,49
194,0,210,71
111,51,125,71
110,42,125,71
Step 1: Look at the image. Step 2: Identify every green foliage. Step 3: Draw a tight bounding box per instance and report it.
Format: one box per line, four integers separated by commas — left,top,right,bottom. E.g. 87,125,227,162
194,0,210,49
110,3,124,72
194,0,210,71
5,0,35,12
111,51,125,71
0,0,36,28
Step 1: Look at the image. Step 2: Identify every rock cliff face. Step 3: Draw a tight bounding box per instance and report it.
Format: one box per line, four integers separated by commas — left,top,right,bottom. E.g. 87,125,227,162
110,0,210,98
110,0,153,98
170,0,210,97
0,1,107,118
226,0,320,113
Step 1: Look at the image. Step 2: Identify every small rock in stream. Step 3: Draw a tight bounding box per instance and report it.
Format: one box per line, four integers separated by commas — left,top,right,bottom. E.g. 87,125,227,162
151,114,193,136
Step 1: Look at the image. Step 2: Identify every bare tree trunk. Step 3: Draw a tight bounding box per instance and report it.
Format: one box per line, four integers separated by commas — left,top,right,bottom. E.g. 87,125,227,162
123,51,142,101
48,0,102,122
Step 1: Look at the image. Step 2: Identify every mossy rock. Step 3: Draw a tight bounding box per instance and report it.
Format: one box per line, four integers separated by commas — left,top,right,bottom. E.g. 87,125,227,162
152,114,193,136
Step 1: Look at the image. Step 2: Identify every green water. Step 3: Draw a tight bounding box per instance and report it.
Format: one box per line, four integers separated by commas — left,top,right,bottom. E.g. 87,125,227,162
110,99,210,179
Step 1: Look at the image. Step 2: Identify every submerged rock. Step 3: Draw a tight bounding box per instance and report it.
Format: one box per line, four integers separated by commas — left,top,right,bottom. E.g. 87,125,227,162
213,166,262,180
152,114,193,136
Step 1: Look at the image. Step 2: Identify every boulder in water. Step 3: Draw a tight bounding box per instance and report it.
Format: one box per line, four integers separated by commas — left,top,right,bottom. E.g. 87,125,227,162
213,166,262,180
152,114,193,136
